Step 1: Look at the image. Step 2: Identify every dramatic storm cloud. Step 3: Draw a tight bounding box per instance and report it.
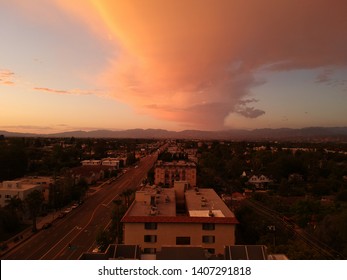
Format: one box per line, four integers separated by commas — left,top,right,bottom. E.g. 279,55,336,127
52,0,347,128
5,0,347,129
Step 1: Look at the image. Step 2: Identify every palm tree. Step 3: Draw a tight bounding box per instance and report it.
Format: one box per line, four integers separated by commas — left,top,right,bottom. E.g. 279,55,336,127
2,197,24,232
121,189,134,208
25,190,44,233
6,196,24,218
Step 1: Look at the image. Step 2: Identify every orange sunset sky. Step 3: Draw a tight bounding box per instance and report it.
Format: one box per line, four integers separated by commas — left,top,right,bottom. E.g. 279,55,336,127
1,0,347,134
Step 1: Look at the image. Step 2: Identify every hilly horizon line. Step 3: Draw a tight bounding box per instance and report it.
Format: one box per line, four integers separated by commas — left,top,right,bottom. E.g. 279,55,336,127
1,126,347,141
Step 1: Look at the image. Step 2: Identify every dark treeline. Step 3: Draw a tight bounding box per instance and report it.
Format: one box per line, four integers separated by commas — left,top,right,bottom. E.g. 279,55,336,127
0,136,155,181
196,140,347,259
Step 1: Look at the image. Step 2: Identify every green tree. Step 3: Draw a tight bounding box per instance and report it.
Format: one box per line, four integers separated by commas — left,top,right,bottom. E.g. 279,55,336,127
4,197,24,229
0,139,28,180
112,199,123,243
120,189,133,208
314,209,347,258
25,190,44,233
126,152,137,165
96,227,112,251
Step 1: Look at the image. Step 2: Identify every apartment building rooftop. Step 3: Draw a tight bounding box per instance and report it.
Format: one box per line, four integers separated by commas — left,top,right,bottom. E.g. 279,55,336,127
0,180,40,191
185,188,235,218
121,184,238,224
124,186,176,218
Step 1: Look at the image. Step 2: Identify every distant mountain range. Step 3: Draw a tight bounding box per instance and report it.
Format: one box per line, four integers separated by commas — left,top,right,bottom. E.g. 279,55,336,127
1,127,347,141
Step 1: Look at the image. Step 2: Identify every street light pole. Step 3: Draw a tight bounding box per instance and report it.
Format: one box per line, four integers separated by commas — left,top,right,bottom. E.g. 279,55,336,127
267,225,276,248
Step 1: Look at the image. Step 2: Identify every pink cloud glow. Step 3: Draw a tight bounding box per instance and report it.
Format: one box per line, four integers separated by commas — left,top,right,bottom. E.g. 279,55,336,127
57,0,347,129
33,87,102,96
0,70,15,86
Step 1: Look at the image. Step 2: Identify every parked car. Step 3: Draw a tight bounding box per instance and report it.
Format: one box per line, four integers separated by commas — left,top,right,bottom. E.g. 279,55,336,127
71,203,79,209
63,207,72,214
92,246,102,253
41,222,52,230
57,212,66,219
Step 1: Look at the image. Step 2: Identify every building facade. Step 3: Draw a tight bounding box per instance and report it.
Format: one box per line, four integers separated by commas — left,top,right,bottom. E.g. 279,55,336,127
154,160,196,188
0,180,43,207
121,184,238,256
81,158,120,169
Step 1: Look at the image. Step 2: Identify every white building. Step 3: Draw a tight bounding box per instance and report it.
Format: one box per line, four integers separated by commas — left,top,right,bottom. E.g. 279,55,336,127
248,175,272,188
101,158,120,169
81,160,101,166
81,158,120,169
0,180,43,207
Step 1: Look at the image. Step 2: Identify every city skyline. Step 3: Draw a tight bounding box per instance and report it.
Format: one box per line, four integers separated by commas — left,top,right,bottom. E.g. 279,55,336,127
1,0,347,134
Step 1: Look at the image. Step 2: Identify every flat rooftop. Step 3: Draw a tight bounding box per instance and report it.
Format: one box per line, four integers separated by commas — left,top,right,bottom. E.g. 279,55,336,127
185,188,235,218
0,181,41,191
126,186,176,217
122,186,238,224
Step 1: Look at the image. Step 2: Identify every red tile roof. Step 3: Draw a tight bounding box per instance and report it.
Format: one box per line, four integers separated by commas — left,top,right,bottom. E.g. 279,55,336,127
121,215,238,224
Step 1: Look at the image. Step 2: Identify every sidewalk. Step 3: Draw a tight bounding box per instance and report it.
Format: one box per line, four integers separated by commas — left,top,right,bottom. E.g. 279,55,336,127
0,210,59,258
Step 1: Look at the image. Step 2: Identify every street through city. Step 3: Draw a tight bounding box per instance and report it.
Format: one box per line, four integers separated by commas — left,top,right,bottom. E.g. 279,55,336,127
2,154,157,260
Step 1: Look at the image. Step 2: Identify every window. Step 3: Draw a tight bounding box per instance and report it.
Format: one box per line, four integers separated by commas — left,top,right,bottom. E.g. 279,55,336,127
144,235,157,243
5,194,11,198
144,222,157,230
202,223,215,230
143,248,156,254
176,237,191,245
202,235,215,244
205,248,215,254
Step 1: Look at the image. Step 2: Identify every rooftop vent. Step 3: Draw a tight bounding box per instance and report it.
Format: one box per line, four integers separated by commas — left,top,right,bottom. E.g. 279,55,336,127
149,206,158,216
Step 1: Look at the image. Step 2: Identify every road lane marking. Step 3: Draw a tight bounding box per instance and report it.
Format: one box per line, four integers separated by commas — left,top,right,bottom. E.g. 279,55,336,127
39,227,77,259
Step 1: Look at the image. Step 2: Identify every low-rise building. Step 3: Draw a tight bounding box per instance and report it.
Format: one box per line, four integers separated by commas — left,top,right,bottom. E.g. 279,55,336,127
121,183,238,257
69,165,112,185
248,175,272,189
20,176,54,204
81,160,101,166
81,158,122,169
101,158,120,169
0,180,43,207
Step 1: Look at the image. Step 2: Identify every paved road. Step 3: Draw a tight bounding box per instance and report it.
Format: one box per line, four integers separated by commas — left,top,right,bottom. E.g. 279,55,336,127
2,153,158,260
